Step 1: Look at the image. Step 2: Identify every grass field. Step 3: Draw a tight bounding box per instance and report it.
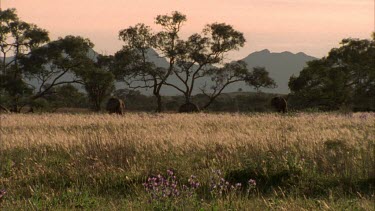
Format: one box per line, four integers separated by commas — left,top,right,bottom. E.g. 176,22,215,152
0,112,374,210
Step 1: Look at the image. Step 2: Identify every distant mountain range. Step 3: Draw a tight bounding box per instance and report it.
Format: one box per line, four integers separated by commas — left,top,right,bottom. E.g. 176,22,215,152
5,49,317,95
240,49,317,93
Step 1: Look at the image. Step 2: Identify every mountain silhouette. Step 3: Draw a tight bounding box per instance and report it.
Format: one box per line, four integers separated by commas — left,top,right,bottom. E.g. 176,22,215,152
240,49,317,93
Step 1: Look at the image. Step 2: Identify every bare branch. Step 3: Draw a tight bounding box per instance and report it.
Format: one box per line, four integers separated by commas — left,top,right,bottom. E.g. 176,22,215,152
164,82,186,93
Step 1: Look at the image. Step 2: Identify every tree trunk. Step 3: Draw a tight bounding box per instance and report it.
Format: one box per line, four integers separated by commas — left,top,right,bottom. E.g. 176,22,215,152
202,97,216,110
155,94,163,113
93,99,101,112
185,94,190,104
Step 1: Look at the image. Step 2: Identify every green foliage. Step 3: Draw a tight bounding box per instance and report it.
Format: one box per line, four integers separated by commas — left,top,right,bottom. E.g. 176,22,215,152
0,9,49,58
41,84,88,110
115,24,166,112
201,62,276,109
114,11,189,112
167,22,248,107
81,67,115,111
1,9,105,112
16,35,94,111
0,9,96,112
203,22,246,53
289,34,375,111
246,67,277,91
0,70,32,97
155,11,187,30
21,35,94,78
0,8,49,111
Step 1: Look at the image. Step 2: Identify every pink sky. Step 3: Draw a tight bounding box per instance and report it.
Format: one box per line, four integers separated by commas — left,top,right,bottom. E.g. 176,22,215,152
2,0,374,60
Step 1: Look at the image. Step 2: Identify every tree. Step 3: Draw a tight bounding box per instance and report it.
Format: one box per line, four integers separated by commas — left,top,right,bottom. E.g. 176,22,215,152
289,34,375,111
153,12,187,104
44,84,88,108
113,23,166,112
0,8,49,73
30,84,88,111
114,11,275,111
164,22,247,109
246,67,276,92
23,39,115,112
80,55,115,111
81,67,114,111
20,35,94,99
199,62,276,109
1,8,118,113
0,8,49,111
114,12,186,112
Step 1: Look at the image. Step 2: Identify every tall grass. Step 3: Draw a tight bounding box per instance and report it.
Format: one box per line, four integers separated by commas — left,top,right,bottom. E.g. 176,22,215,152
0,112,374,210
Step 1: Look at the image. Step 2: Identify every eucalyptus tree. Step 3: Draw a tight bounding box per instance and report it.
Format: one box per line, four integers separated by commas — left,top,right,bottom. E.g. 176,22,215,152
1,8,116,112
164,23,246,107
289,33,375,110
114,24,163,111
200,61,276,109
245,66,276,92
115,12,186,112
0,8,49,111
21,36,115,112
80,55,115,111
156,21,275,110
0,8,49,74
114,11,276,112
20,36,94,99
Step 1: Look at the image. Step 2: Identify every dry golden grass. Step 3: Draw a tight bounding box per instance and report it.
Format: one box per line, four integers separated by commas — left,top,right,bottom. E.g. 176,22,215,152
1,112,374,151
0,112,374,210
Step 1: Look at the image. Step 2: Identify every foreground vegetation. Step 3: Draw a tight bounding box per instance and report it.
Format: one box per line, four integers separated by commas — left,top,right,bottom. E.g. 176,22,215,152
0,112,374,210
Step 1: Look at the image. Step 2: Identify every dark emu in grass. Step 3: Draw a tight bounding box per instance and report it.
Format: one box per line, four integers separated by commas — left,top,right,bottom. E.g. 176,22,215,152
106,97,125,115
271,97,288,113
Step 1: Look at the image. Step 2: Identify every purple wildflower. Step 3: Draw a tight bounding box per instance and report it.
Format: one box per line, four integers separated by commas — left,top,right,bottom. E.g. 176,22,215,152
359,113,367,120
0,189,6,199
143,170,201,203
167,169,174,176
248,179,256,186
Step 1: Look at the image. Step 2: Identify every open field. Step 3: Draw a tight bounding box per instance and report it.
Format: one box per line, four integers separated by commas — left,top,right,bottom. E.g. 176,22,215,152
0,112,374,210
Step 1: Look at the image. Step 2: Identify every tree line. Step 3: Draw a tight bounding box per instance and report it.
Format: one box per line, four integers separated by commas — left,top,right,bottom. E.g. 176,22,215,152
0,9,276,113
1,8,374,113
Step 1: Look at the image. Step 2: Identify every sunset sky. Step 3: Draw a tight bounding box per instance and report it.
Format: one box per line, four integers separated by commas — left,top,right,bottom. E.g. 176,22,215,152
2,0,374,60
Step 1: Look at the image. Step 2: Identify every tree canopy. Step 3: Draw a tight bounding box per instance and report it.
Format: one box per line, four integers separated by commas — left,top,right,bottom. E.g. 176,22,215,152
289,34,375,111
113,11,275,112
1,9,115,112
0,8,50,111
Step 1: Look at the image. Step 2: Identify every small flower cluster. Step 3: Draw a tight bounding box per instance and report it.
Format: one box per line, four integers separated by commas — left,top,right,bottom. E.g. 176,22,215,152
247,179,257,193
209,169,243,197
143,169,257,202
0,189,6,199
143,170,179,200
359,113,368,120
143,170,200,202
187,175,200,189
248,179,256,187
